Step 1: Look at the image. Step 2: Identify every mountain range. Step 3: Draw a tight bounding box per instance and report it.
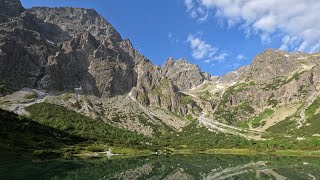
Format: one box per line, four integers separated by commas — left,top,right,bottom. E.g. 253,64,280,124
1,0,320,156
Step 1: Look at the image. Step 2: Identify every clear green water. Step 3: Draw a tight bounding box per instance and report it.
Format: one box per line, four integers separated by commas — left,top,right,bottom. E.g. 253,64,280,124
1,154,320,179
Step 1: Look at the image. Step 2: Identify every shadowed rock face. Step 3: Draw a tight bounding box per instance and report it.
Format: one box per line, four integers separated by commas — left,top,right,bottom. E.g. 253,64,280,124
0,0,24,17
1,0,201,102
0,1,136,97
0,0,201,115
0,12,49,91
119,41,201,115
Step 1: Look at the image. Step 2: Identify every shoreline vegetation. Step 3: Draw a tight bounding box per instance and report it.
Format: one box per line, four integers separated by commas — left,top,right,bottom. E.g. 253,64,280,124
75,147,320,159
2,103,320,160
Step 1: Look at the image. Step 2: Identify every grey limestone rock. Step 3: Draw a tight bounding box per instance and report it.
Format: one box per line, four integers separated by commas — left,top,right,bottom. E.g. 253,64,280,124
162,57,210,91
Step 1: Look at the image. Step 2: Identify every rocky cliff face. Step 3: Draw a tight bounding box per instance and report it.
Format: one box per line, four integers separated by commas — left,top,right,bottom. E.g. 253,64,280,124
0,0,201,118
0,3,138,97
162,57,210,91
201,49,320,127
0,8,49,92
118,41,200,115
247,49,299,82
0,0,24,18
26,7,122,43
218,65,250,84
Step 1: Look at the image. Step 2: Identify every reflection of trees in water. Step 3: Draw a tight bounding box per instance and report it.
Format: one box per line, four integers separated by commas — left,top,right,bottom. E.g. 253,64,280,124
98,155,319,180
3,155,320,179
105,163,153,180
100,157,315,180
203,161,267,179
202,161,289,180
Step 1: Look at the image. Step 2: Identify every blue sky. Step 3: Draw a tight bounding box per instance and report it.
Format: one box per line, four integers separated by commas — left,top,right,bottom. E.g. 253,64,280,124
21,0,320,76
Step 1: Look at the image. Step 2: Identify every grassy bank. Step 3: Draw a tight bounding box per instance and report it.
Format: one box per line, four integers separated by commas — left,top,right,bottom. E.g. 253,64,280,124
3,102,320,160
155,148,320,158
68,146,320,159
271,149,320,157
203,148,320,157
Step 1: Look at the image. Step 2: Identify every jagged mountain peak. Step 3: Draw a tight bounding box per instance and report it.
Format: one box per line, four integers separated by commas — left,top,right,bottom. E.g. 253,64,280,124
165,57,175,62
0,1,137,96
163,57,200,69
163,57,185,68
218,65,250,84
121,38,133,48
0,0,24,17
248,49,300,81
162,57,210,91
2,0,320,139
176,58,189,63
26,6,123,43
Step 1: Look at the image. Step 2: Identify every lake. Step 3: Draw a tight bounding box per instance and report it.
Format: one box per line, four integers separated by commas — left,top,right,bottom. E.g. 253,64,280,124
1,154,319,179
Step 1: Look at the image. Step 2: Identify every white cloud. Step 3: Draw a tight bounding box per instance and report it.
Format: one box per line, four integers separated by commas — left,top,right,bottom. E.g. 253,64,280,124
187,34,231,65
236,54,246,60
204,59,211,63
279,35,300,51
213,52,229,62
184,0,209,22
187,34,218,60
188,0,320,53
185,0,194,11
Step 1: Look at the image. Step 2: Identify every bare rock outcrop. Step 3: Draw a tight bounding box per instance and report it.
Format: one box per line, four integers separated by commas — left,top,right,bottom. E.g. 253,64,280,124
218,65,250,84
0,2,137,97
0,0,24,18
248,49,299,82
162,57,210,91
26,7,122,43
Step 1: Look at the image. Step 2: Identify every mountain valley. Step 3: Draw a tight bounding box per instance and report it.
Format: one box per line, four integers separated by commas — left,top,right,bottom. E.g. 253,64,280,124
1,0,320,160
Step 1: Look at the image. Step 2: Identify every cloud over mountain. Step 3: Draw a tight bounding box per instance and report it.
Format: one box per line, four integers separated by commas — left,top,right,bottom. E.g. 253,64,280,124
187,34,218,60
187,34,229,65
186,0,320,53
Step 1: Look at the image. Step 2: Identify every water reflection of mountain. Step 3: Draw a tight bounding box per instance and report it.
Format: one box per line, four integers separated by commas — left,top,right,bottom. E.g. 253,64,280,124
1,155,320,179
